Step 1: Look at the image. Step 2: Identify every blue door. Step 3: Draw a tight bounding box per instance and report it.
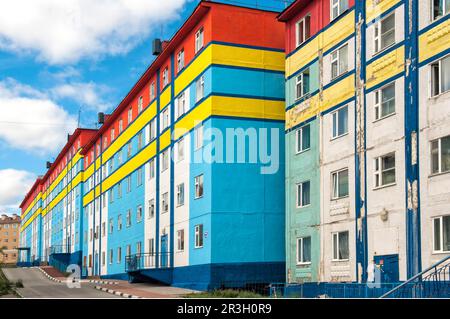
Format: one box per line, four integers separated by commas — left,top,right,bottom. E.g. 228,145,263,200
160,235,168,268
374,254,399,283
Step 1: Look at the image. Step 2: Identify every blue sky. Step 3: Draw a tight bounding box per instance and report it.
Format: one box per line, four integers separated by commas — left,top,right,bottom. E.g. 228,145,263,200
0,0,291,214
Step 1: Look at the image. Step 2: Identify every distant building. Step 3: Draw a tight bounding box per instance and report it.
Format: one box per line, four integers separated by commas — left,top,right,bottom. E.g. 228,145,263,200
0,214,21,264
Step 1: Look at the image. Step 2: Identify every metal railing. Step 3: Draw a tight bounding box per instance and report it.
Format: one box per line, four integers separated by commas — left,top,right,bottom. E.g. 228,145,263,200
49,245,70,255
125,252,172,272
381,255,450,298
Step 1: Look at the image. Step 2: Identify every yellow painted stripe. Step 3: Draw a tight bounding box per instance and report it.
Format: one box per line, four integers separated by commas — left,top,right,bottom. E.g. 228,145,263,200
83,163,95,181
175,43,285,97
83,189,95,207
286,10,355,78
22,192,42,218
419,18,450,63
366,0,401,23
159,129,171,150
286,73,355,130
160,86,172,109
101,141,157,194
102,100,157,165
20,208,41,231
366,45,404,89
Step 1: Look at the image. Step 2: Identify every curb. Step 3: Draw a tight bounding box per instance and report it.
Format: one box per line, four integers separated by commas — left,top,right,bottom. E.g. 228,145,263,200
86,279,119,285
35,267,64,284
94,285,142,299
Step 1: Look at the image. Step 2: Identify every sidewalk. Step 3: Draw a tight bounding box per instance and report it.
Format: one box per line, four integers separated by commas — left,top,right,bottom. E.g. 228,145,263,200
95,281,199,298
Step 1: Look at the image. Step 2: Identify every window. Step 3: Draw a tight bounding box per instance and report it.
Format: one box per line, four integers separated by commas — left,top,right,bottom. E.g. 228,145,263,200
109,218,113,234
161,107,169,131
136,168,143,186
296,15,311,47
176,92,186,119
161,192,169,214
126,210,132,227
177,49,185,72
127,142,132,158
296,68,310,99
150,82,155,101
137,131,143,150
128,107,133,124
118,214,122,231
296,181,311,208
431,135,450,174
331,44,348,79
431,55,450,97
297,237,311,264
374,12,395,54
118,149,123,165
195,224,203,248
332,105,348,138
101,251,106,266
149,158,156,179
109,188,114,203
332,231,349,261
374,82,395,120
431,0,450,21
137,205,142,223
194,125,203,149
332,168,349,199
136,241,142,255
149,238,155,255
138,96,143,113
176,183,185,207
119,119,123,133
109,249,113,264
196,75,205,102
177,138,185,162
127,175,132,193
295,124,311,154
433,215,450,252
150,118,157,141
195,28,204,53
163,67,169,87
148,199,155,219
195,174,204,199
177,229,185,251
331,0,348,20
117,247,122,263
161,150,169,172
374,153,396,188
117,182,122,198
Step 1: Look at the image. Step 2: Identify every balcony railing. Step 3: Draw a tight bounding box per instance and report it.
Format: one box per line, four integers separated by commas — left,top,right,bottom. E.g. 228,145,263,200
125,252,171,272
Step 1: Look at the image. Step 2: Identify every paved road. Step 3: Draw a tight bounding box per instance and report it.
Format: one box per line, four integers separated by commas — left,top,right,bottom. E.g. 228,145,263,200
1,268,121,298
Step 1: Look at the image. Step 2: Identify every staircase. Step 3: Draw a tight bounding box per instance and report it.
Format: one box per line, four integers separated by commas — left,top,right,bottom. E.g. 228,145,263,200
380,255,450,298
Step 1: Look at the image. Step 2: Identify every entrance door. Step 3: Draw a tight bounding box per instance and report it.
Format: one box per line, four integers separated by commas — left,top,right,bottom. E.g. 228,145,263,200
160,235,168,268
374,254,399,283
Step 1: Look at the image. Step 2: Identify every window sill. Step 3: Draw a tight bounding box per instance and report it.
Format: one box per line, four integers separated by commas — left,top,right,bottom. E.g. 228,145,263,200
330,132,349,142
432,251,450,255
295,148,311,156
373,42,396,59
330,70,350,83
429,171,450,179
194,196,204,200
373,182,396,191
296,204,311,209
331,195,349,201
332,259,349,263
373,112,396,123
296,262,311,267
429,89,450,100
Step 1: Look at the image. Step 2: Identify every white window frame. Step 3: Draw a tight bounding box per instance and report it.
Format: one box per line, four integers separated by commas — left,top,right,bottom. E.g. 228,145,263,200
163,67,169,87
331,168,349,199
331,44,348,80
431,135,450,175
374,153,396,188
177,137,185,162
295,69,310,100
374,82,396,121
117,247,122,264
149,158,156,180
431,55,450,97
296,181,311,208
374,12,396,54
176,91,186,119
194,125,203,150
194,224,203,248
150,82,155,101
295,15,311,47
119,119,123,133
177,229,185,251
161,150,169,172
148,199,155,219
431,0,450,21
138,96,143,113
332,231,349,261
126,209,132,227
177,49,185,72
161,192,169,214
161,107,169,132
137,205,142,223
195,174,204,199
196,75,205,102
331,105,349,139
128,107,133,124
195,28,204,53
176,183,185,207
330,0,348,21
432,215,450,253
296,237,312,265
295,124,310,154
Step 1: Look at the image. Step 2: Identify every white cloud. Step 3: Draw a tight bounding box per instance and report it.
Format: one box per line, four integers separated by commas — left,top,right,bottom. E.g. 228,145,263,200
0,0,189,64
0,169,36,212
0,78,78,154
51,82,112,112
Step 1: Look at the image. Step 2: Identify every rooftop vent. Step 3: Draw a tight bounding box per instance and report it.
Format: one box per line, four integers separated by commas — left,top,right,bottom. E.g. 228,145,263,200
152,38,162,56
98,112,105,124
46,161,52,169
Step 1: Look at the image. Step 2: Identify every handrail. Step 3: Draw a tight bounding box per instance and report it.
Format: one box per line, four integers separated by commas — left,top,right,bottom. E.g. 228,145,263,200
380,255,450,298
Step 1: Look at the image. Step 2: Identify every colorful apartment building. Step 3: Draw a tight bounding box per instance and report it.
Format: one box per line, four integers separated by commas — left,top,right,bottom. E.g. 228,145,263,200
19,1,286,290
280,0,450,284
0,214,21,264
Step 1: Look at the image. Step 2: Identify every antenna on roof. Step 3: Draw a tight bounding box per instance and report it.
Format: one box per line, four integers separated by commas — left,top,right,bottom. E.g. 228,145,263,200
77,108,81,128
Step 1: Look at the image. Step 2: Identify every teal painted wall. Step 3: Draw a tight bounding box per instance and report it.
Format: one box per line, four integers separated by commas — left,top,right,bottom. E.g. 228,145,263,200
285,118,320,282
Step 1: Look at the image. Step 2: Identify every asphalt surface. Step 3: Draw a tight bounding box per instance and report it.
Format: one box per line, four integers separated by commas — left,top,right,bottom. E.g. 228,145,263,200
1,267,121,298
